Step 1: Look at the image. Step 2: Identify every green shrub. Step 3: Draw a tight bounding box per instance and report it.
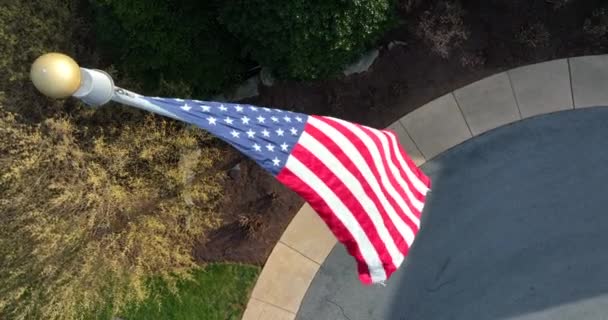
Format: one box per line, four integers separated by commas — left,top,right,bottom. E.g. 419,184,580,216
91,0,250,97
220,0,395,80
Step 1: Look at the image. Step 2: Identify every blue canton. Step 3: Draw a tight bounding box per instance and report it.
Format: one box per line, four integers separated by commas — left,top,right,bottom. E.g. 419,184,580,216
142,97,308,175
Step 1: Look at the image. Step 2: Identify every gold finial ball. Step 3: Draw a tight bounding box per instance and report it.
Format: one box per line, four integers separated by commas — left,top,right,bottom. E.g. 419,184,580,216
30,53,81,98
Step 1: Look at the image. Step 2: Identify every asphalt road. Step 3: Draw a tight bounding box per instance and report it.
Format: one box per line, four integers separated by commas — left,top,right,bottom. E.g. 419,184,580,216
296,107,608,320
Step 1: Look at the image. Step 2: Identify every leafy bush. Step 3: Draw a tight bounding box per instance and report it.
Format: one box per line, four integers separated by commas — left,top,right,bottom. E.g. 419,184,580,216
91,0,250,97
220,0,395,80
93,0,395,85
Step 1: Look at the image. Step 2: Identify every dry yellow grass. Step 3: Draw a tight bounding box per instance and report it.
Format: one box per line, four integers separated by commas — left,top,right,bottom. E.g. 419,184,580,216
0,109,226,319
1,1,228,318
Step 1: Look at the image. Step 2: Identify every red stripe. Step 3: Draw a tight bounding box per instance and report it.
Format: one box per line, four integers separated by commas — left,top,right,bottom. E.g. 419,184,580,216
305,122,411,257
319,117,420,234
380,131,427,219
356,123,424,223
286,143,397,277
276,167,374,284
384,129,432,188
365,127,426,204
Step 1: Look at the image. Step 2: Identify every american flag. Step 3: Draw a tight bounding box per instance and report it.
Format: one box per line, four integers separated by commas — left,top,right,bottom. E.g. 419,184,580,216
141,96,431,284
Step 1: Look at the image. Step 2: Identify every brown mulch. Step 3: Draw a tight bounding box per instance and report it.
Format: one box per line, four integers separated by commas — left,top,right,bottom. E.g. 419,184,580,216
195,0,608,266
194,150,303,265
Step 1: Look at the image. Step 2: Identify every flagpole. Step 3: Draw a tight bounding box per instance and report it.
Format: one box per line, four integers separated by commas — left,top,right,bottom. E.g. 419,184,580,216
30,52,183,121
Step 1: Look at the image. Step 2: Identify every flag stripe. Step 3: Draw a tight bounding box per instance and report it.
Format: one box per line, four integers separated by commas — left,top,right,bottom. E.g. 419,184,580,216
295,132,403,271
353,122,424,226
321,117,422,227
331,118,428,211
378,132,426,219
360,125,426,209
280,154,387,283
386,131,432,191
303,123,412,257
311,117,419,241
276,167,374,284
379,130,428,219
373,129,427,205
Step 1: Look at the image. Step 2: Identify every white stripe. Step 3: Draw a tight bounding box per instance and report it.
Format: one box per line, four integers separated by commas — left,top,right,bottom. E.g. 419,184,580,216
298,132,405,267
385,131,430,195
332,118,428,197
330,117,428,200
311,117,420,230
285,156,387,283
368,128,425,211
379,130,429,198
308,117,418,239
336,119,424,214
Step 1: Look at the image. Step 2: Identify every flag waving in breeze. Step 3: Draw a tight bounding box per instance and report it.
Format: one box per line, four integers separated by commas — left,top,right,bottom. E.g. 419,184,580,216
138,96,431,285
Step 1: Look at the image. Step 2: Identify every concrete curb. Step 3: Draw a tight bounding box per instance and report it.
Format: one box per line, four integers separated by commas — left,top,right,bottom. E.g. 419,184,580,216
241,55,608,320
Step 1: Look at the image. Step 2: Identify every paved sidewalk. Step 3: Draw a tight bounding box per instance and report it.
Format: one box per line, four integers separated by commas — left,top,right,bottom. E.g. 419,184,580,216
297,107,608,320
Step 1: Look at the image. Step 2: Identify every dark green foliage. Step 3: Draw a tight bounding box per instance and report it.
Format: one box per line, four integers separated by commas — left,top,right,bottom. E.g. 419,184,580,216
220,0,395,80
91,0,250,97
92,0,395,88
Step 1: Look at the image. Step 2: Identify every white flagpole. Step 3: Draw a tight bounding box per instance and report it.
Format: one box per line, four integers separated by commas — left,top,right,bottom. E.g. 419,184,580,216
30,52,183,121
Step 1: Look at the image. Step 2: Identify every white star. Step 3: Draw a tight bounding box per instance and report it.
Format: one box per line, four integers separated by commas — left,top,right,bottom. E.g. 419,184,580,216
181,103,192,111
241,116,250,125
263,107,272,112
201,105,211,112
290,127,298,135
271,116,279,123
246,129,256,138
219,105,228,111
262,129,270,137
235,105,244,112
272,157,281,166
225,117,234,125
266,144,275,152
207,116,217,125
230,130,240,138
249,106,258,111
276,109,283,113
283,116,291,123
275,128,284,136
257,115,266,123
295,116,303,123
253,143,262,152
280,143,289,151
